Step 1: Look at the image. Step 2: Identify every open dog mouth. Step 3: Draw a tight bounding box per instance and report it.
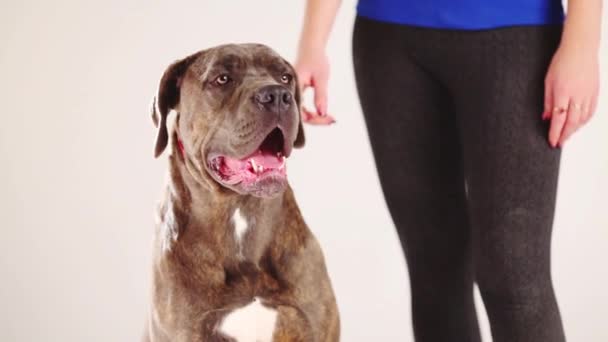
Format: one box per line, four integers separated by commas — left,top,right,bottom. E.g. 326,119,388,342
208,128,287,186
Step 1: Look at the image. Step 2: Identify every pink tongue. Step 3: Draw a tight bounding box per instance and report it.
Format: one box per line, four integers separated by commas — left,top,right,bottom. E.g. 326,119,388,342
220,150,285,185
224,150,282,170
248,150,283,168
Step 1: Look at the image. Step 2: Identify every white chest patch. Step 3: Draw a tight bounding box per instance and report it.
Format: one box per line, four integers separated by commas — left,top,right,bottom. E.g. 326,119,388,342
219,298,278,342
232,208,249,245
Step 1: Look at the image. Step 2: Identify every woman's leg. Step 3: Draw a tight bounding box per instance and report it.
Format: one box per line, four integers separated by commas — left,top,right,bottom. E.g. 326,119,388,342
353,17,481,342
446,26,566,342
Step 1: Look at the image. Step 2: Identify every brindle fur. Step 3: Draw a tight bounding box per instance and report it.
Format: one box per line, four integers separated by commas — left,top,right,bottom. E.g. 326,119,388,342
143,44,340,342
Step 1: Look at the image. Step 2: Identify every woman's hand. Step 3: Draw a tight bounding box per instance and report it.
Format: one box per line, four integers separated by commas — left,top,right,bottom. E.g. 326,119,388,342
295,49,335,125
543,0,602,148
294,0,341,125
543,44,600,148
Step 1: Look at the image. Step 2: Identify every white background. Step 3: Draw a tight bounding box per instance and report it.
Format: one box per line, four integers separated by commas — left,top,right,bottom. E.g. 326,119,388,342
1,1,606,341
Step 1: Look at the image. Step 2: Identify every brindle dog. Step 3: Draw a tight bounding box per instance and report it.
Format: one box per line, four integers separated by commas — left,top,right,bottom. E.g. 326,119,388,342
143,44,340,342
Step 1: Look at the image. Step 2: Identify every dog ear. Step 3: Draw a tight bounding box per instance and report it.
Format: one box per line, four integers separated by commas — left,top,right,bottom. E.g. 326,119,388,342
292,73,306,148
151,55,197,158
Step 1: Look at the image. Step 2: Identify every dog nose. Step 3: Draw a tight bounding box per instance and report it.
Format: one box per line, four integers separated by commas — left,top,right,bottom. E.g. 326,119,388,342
254,85,292,113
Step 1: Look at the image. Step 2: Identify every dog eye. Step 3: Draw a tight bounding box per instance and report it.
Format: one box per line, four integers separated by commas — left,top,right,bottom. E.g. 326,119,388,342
215,74,231,85
280,74,292,84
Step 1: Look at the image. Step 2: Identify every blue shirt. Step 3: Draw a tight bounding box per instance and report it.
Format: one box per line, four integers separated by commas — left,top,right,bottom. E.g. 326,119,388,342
357,0,565,30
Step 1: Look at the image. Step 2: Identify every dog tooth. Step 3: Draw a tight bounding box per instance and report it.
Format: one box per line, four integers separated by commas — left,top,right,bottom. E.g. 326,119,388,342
249,159,258,172
250,159,264,174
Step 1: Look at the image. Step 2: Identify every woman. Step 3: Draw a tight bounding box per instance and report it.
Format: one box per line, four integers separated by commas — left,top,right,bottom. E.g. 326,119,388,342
295,0,601,341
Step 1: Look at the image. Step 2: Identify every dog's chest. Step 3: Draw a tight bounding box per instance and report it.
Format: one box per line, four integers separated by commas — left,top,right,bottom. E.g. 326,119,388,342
218,209,279,341
219,298,278,342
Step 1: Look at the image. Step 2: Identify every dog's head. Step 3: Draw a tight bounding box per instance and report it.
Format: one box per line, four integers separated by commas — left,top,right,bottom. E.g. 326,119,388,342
151,44,305,198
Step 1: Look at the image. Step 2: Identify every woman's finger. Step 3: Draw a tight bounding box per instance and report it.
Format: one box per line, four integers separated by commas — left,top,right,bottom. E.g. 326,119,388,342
587,93,599,123
557,100,583,146
543,79,554,120
301,106,336,125
580,99,593,124
313,74,329,116
548,94,569,147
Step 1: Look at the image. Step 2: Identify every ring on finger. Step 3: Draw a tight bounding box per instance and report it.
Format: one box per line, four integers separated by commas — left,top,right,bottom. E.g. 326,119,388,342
553,106,567,115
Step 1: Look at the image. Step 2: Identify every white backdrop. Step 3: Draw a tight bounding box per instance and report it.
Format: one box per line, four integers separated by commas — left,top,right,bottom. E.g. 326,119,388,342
0,1,606,341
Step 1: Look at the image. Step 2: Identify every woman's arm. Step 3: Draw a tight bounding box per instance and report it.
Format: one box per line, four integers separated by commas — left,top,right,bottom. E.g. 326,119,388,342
544,0,603,147
295,0,342,124
561,0,602,51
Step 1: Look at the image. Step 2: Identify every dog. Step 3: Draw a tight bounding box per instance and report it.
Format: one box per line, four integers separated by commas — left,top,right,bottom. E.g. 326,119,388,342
143,44,340,342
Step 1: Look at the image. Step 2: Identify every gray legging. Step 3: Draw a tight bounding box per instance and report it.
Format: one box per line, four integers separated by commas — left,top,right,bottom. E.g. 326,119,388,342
352,16,565,342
